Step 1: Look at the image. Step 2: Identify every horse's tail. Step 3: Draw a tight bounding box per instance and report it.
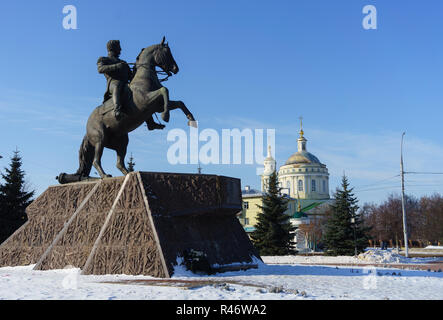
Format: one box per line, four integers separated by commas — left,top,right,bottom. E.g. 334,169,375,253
75,135,95,177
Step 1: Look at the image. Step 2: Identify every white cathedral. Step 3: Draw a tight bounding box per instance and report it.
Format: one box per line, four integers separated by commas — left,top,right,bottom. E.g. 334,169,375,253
260,121,333,252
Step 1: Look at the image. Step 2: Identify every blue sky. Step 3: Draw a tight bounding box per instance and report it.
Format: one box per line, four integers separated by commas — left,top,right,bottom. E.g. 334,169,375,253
1,0,443,205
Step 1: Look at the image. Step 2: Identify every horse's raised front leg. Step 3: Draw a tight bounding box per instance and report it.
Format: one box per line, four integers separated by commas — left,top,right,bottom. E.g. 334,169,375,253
168,100,197,128
142,87,170,122
160,87,170,122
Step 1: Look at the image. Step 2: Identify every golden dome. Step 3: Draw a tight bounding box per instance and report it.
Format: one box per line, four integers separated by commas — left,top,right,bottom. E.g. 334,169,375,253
285,150,321,165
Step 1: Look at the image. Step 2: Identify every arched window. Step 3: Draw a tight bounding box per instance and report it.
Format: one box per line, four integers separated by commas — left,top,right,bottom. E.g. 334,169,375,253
311,179,316,192
298,180,303,191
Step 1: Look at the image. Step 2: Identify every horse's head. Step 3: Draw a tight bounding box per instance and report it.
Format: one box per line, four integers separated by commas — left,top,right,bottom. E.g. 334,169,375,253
136,36,179,76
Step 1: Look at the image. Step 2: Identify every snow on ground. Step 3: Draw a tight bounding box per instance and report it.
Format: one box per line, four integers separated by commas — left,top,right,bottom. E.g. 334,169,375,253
356,249,438,264
263,249,442,265
262,254,360,265
0,251,442,300
425,246,443,250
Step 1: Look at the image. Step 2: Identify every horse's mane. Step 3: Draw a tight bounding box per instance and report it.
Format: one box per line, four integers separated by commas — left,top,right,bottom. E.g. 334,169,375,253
136,45,160,62
133,44,161,75
135,44,170,67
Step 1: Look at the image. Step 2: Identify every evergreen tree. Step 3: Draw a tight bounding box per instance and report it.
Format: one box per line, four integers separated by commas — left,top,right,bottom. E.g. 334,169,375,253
0,150,34,243
322,175,370,256
127,153,135,172
250,171,296,255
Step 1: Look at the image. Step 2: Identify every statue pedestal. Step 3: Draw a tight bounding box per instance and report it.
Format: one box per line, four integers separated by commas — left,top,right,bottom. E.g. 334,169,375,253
0,172,261,277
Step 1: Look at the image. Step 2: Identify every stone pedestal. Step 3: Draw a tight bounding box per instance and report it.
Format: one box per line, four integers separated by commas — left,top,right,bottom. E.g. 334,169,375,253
0,172,261,277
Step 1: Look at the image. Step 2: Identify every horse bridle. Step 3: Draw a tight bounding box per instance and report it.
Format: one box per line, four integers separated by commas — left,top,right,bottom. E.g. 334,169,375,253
128,62,172,82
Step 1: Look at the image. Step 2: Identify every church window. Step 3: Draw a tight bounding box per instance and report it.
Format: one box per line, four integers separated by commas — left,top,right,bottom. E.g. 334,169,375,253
298,180,303,191
311,179,316,192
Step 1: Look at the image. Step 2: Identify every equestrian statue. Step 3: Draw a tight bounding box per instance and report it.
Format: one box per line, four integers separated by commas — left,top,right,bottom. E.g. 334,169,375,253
57,37,196,184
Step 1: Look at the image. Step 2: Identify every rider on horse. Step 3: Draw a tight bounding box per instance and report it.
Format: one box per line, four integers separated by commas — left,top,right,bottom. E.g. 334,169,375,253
97,40,164,130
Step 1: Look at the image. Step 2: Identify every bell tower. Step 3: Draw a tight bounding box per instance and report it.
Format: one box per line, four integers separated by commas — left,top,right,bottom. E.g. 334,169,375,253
261,145,276,192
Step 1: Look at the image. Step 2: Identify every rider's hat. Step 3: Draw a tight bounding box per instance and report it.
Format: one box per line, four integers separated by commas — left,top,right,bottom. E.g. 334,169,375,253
107,40,121,52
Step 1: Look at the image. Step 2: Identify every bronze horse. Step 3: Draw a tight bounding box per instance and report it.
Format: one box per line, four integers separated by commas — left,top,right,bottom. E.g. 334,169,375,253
57,37,196,184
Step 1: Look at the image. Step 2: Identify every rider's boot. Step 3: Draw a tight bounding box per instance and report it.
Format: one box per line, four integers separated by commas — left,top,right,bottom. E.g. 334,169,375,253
146,117,165,130
113,83,125,120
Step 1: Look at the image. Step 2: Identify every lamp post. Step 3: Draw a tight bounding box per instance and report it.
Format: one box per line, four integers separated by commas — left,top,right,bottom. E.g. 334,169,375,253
400,132,409,258
351,216,357,256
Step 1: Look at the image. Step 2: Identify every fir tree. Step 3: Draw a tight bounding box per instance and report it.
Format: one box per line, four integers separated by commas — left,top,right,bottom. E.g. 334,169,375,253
322,175,370,256
127,153,135,172
0,150,35,243
250,171,296,255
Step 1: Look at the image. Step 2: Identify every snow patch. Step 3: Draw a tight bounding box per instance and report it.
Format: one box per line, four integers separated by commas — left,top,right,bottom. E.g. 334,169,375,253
262,250,439,265
357,249,409,264
262,255,360,265
171,256,199,277
357,249,436,264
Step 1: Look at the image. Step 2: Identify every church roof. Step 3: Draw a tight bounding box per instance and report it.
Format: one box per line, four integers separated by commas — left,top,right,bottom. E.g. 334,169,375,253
285,150,322,165
292,211,308,219
284,119,323,166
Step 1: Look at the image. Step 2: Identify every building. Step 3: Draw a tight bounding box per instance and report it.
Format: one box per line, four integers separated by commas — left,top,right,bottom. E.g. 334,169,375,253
237,186,263,233
240,120,333,252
